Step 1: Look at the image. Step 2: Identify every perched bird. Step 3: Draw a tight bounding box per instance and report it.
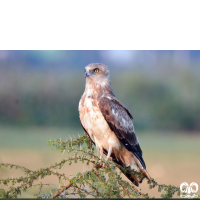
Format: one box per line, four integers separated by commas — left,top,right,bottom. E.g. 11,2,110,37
79,63,150,186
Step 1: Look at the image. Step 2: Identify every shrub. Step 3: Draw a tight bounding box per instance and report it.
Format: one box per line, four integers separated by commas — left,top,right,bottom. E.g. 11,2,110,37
0,134,195,198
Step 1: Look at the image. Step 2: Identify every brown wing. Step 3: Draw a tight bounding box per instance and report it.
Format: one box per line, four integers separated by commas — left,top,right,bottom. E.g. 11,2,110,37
98,96,146,169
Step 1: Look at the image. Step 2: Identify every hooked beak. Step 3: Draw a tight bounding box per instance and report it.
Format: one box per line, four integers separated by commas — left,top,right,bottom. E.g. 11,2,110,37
85,70,90,78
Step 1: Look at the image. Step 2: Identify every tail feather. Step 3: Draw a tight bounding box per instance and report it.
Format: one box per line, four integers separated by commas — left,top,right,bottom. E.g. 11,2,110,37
102,148,150,187
112,157,150,187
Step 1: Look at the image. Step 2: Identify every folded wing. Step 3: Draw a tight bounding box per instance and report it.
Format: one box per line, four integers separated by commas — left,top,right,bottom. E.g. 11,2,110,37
98,96,146,169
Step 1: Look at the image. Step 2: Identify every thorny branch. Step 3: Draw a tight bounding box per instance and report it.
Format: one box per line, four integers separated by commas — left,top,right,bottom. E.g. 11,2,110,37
0,134,189,199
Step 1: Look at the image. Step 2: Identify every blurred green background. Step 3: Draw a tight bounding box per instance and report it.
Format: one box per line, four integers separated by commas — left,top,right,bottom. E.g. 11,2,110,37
0,50,200,197
0,50,200,131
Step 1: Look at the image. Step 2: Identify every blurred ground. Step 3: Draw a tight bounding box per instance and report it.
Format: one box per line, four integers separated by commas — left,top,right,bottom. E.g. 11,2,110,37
0,126,199,198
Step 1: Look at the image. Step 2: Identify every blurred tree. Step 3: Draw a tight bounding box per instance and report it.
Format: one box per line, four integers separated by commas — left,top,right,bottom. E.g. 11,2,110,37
0,50,200,132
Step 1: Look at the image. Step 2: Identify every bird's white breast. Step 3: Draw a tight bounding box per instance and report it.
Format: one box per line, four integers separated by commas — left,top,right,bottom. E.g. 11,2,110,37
79,91,121,152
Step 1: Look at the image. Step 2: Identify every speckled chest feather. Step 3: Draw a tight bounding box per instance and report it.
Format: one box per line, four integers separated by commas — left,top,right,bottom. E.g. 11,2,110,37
79,85,121,152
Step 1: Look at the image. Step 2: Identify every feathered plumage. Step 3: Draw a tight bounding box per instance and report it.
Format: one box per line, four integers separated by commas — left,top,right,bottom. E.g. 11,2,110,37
79,63,150,186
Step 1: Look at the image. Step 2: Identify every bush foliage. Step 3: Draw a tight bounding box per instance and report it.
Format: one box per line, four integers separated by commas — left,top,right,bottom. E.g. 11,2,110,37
0,134,193,198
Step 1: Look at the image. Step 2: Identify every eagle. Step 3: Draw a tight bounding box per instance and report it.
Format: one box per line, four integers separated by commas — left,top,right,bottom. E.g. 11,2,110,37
78,63,150,186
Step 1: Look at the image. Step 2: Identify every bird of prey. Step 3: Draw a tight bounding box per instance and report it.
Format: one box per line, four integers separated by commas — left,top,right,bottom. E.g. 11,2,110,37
79,63,150,186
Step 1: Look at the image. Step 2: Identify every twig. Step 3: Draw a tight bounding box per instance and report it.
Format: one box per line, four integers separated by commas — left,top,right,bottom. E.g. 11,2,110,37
52,182,73,198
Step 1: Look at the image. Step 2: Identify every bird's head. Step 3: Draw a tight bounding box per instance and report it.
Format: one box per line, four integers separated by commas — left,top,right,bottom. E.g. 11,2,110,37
84,63,110,83
84,63,114,96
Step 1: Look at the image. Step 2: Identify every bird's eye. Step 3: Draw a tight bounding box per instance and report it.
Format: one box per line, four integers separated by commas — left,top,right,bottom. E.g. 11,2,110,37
94,68,99,73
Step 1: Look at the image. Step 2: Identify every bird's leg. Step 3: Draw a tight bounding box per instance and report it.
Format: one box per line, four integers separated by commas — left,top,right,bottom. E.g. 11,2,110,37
103,146,112,167
106,146,112,160
99,147,103,160
93,147,103,171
